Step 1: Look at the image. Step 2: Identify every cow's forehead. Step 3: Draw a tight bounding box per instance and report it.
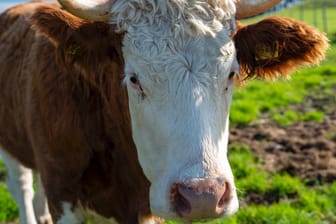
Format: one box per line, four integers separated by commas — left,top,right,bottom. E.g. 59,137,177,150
123,31,235,78
118,0,236,81
112,0,236,35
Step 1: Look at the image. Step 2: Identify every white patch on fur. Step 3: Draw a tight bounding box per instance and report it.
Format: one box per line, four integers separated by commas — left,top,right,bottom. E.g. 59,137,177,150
33,175,52,224
112,0,239,220
0,149,37,224
58,202,119,224
58,203,81,224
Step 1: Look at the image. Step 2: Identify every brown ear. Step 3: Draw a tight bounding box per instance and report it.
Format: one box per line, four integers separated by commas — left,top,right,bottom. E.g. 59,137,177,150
30,5,85,45
30,5,123,83
234,16,329,79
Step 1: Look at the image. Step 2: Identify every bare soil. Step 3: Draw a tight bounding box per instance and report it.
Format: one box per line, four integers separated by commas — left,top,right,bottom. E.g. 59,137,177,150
230,91,336,184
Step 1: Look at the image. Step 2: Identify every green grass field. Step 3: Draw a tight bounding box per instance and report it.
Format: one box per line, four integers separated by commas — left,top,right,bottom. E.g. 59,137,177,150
0,0,335,223
230,63,336,126
0,160,18,222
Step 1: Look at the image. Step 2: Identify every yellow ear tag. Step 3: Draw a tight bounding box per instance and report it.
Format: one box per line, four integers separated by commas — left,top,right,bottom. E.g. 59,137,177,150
67,43,80,56
255,41,279,61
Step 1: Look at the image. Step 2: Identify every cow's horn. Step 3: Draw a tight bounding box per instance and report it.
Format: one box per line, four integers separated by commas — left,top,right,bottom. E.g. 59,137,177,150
235,0,281,19
57,0,115,22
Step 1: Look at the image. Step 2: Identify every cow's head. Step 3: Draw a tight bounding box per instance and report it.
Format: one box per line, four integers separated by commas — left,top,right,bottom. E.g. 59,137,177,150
32,0,328,222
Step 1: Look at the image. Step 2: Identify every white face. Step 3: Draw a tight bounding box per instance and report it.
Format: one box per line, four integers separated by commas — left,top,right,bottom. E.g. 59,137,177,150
114,0,239,221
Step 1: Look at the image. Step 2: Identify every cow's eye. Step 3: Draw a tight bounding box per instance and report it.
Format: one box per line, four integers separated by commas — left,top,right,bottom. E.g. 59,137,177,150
130,75,139,85
224,72,236,92
128,74,146,99
228,72,235,80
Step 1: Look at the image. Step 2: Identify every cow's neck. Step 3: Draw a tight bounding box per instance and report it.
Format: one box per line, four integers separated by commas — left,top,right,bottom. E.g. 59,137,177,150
73,72,154,223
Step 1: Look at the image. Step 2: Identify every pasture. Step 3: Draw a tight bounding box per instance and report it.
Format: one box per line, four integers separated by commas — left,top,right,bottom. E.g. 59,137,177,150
0,0,335,223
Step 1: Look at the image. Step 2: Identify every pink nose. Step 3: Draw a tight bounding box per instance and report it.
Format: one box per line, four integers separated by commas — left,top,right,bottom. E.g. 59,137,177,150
170,178,232,220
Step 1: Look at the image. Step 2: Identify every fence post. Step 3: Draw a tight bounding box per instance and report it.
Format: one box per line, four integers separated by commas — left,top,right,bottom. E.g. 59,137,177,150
313,2,318,27
322,4,328,34
288,8,294,18
300,5,304,21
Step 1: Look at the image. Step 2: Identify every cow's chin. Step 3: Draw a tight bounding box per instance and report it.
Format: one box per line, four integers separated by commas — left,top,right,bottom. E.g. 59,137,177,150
149,181,177,220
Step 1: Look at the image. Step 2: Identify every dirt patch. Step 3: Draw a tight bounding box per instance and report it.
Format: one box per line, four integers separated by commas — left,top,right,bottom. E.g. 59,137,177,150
230,120,336,183
229,91,336,184
243,191,298,206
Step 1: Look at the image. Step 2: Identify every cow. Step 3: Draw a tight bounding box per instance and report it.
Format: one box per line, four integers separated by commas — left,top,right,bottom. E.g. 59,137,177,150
0,0,328,223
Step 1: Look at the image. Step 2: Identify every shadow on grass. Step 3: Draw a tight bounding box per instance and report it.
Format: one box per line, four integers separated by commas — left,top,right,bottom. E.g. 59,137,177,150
330,32,336,44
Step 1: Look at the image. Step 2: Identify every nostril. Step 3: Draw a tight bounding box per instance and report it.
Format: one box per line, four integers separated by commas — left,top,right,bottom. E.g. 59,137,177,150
170,183,192,217
218,182,231,209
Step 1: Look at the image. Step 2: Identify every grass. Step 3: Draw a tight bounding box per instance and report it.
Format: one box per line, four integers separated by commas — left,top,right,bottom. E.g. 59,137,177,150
227,146,336,224
0,160,6,181
271,109,324,127
0,160,18,222
0,183,18,222
230,52,336,126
